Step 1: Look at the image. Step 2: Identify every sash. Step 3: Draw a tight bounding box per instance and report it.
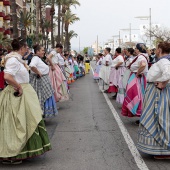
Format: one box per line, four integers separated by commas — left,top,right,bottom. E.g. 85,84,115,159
4,52,30,71
128,53,147,69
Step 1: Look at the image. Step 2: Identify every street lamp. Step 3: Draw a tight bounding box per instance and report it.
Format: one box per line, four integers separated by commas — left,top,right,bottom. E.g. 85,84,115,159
135,8,152,48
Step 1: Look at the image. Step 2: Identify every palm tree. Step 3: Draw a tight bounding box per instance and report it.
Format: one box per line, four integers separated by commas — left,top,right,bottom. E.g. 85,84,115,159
19,11,34,40
67,30,78,50
57,0,62,44
61,0,80,44
43,21,51,49
64,10,79,51
11,0,18,38
50,0,55,48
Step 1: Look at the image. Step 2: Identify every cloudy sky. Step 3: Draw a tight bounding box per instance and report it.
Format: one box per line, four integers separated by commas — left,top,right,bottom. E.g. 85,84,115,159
69,0,170,51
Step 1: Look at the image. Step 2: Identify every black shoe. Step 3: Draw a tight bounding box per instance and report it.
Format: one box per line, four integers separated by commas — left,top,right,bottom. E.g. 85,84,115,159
112,94,117,99
104,90,108,93
135,120,140,125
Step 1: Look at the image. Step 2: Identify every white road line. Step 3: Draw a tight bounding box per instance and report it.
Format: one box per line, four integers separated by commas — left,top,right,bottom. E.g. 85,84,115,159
91,66,149,170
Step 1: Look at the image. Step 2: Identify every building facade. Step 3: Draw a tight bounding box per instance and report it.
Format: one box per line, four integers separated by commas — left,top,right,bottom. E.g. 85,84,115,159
0,0,11,37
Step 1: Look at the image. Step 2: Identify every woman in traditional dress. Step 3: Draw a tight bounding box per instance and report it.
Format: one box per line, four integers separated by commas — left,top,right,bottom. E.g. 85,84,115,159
121,43,148,119
64,53,73,84
73,56,80,79
122,48,136,93
99,48,112,86
93,53,103,80
0,38,51,164
29,44,58,118
107,48,125,103
47,44,69,102
137,42,170,159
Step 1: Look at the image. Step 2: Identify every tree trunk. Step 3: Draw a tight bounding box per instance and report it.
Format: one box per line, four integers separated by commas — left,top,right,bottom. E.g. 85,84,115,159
51,2,55,48
35,1,40,43
40,0,44,46
65,25,69,51
47,32,49,50
21,0,27,39
57,2,61,44
11,0,18,38
61,15,64,44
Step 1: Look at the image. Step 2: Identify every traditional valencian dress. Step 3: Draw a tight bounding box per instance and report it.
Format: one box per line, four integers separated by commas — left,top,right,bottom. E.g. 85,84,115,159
65,59,74,84
73,59,80,79
137,55,170,155
99,54,112,84
122,56,136,91
49,50,69,102
121,53,148,117
0,52,51,160
107,55,126,103
93,58,102,80
29,55,58,118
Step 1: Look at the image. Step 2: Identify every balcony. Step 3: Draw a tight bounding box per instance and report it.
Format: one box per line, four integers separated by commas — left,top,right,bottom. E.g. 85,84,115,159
4,14,10,20
4,28,10,35
0,27,5,32
3,1,10,6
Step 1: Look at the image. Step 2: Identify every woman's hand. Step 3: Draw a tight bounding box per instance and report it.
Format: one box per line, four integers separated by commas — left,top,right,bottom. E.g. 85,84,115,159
51,65,55,71
156,80,169,89
136,73,143,78
14,85,23,96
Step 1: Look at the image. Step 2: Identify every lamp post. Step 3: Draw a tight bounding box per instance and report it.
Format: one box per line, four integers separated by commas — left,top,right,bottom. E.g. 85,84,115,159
135,8,152,48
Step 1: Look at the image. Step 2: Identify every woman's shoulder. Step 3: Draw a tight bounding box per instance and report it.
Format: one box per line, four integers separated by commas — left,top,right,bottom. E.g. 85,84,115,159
158,58,170,65
5,57,19,65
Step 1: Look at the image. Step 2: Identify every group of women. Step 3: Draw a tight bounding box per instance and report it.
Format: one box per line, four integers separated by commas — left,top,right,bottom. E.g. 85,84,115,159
95,42,170,159
0,37,87,164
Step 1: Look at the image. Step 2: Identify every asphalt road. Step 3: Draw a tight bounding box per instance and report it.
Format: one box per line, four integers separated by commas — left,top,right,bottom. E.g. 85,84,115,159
1,61,170,170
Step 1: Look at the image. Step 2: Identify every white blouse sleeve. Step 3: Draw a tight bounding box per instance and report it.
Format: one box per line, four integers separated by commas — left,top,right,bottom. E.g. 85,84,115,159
137,55,147,66
50,51,56,56
158,59,170,82
29,56,39,67
105,55,110,62
4,58,20,76
117,56,124,62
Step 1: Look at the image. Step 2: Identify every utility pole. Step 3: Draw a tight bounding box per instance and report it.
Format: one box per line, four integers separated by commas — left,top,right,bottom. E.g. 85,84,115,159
97,35,98,54
135,8,152,48
119,31,121,47
129,23,132,42
149,8,152,48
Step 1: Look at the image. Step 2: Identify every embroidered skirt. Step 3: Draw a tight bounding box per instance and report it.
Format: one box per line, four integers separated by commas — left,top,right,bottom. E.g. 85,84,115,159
49,64,69,102
93,65,102,80
30,74,58,117
121,73,146,117
137,83,170,155
0,84,51,159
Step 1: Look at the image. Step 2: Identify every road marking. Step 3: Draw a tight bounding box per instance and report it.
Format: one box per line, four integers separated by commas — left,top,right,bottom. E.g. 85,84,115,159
91,66,149,170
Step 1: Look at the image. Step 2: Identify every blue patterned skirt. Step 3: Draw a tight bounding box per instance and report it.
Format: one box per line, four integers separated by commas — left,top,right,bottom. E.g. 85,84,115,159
137,83,170,155
44,95,58,118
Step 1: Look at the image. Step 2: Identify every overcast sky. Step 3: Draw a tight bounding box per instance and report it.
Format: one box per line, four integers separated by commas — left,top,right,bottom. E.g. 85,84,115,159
69,0,170,51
